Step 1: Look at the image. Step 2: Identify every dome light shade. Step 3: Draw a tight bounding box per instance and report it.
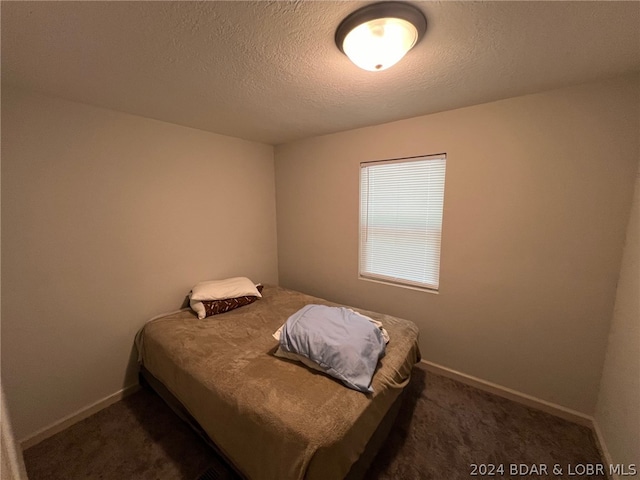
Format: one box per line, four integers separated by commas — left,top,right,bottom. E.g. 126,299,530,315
336,2,427,72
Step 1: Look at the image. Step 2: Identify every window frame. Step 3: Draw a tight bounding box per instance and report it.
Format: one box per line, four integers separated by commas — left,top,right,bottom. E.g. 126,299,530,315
358,153,447,293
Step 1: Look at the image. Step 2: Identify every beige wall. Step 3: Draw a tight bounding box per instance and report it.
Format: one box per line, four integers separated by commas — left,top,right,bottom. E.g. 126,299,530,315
275,74,639,414
595,167,639,466
1,87,278,441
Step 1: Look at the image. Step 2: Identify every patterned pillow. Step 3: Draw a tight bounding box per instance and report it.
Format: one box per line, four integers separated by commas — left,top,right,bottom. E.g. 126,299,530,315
202,285,263,318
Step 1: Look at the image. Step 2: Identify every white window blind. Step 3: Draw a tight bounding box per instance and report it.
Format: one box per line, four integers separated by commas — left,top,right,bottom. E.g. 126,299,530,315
359,154,446,291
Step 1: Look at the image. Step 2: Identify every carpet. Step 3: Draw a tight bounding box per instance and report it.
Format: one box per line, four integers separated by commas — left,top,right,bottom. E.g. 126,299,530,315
196,464,238,480
23,364,605,479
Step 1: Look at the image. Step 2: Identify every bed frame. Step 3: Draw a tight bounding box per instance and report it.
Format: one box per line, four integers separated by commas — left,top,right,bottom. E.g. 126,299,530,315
139,365,404,480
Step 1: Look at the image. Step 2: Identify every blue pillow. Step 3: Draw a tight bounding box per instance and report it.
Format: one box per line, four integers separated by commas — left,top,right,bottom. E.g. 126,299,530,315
277,305,386,393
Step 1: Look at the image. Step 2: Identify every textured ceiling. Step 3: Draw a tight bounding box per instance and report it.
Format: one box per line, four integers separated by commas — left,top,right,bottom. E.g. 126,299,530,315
2,1,639,145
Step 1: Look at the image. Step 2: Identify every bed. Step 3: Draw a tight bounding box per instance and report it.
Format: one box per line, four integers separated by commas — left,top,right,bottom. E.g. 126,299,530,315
136,285,420,480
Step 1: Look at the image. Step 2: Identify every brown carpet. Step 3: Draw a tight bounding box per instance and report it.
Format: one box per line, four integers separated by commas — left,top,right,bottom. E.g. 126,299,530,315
23,364,605,480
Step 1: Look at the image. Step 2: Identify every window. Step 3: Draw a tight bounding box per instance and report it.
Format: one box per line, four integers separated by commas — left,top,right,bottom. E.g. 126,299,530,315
359,154,446,291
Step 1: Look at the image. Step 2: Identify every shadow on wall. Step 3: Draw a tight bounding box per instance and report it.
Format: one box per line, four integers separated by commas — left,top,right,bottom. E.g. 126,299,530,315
123,344,141,390
123,294,191,389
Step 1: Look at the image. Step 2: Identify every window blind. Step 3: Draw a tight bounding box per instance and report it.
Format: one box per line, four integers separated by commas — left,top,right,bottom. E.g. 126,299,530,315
359,154,446,291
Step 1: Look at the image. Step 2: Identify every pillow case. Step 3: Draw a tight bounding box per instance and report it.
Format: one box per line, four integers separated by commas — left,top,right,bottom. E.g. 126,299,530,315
189,277,262,319
189,299,207,320
276,304,386,393
273,307,390,344
202,285,264,317
191,276,262,301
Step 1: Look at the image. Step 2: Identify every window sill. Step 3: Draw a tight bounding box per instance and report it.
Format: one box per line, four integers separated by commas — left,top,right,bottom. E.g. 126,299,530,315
358,275,439,294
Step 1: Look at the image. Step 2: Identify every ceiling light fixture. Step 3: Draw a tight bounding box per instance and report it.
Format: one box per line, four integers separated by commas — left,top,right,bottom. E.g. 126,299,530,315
335,2,427,72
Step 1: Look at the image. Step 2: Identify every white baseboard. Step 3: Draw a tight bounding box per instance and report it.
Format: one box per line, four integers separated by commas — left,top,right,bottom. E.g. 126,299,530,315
591,419,616,480
17,361,619,478
420,360,624,479
420,359,594,427
20,383,140,450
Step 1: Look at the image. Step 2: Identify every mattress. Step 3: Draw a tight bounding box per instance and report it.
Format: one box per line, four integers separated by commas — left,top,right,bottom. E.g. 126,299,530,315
136,285,420,480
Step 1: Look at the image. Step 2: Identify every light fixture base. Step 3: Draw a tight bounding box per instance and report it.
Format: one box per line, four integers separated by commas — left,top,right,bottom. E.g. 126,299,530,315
335,2,427,59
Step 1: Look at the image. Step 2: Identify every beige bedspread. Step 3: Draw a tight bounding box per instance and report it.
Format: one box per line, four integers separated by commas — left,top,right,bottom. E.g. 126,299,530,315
137,286,420,480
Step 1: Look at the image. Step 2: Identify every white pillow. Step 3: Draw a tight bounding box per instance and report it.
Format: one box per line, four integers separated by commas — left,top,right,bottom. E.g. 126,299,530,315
189,277,261,319
191,277,261,301
274,347,328,375
189,299,206,319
